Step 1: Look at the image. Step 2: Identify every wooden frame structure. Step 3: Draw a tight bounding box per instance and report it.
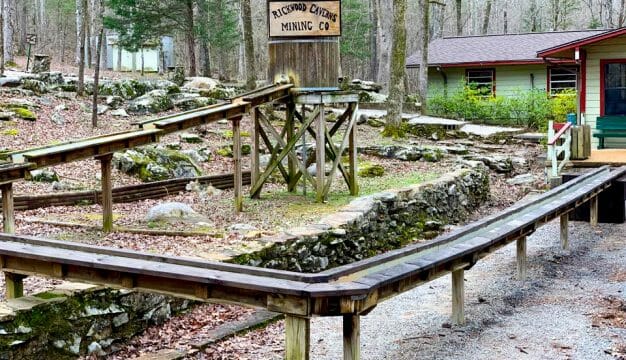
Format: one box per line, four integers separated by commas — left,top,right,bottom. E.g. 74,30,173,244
250,91,359,202
0,166,620,359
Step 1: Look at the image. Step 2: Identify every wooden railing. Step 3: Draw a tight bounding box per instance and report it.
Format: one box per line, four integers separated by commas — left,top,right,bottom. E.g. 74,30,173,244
0,166,622,359
547,121,573,178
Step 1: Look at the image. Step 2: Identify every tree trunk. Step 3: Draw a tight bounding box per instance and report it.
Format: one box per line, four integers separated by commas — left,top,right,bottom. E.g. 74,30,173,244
418,0,430,114
3,0,15,63
0,0,3,76
430,2,445,40
77,0,87,96
482,0,492,34
184,0,196,77
197,0,211,77
75,0,83,65
503,9,508,33
620,0,626,27
369,0,378,81
384,0,407,138
241,0,256,89
455,0,462,35
376,0,393,93
116,41,121,71
92,25,103,127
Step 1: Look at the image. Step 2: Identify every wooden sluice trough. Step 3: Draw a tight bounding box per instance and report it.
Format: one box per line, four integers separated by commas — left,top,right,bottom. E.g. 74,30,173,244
0,166,621,359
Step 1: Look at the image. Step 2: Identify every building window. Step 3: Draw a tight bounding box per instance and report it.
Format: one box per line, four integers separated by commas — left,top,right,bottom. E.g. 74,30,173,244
466,69,495,96
549,67,577,95
602,60,626,116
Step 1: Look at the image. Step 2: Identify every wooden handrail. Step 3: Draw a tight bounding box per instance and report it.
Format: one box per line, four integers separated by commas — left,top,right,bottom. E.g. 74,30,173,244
548,122,572,145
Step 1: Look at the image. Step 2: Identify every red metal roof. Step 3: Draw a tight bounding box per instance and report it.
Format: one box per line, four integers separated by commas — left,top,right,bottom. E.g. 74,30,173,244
406,30,606,68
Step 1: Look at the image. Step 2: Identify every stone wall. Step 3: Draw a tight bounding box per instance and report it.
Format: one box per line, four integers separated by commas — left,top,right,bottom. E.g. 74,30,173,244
231,161,490,272
0,283,190,359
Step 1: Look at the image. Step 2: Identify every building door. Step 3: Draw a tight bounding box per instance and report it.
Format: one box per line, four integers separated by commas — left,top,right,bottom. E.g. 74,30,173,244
602,60,626,116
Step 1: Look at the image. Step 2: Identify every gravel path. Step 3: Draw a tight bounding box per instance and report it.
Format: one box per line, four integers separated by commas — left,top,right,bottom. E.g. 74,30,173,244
305,220,626,359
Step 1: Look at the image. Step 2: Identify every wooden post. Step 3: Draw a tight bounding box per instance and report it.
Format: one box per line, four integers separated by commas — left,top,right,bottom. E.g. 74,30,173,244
285,315,310,360
590,196,598,227
560,214,569,249
348,104,359,196
343,314,360,360
99,154,114,233
233,117,243,213
251,107,261,199
1,183,15,234
451,269,465,325
5,273,26,299
316,104,326,203
516,236,527,281
287,101,297,192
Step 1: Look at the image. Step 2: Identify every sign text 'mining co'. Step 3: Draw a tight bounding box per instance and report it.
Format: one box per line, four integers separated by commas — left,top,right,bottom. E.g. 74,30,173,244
268,1,341,38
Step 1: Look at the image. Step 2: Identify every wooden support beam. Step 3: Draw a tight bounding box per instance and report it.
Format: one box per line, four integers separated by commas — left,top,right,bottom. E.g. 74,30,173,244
590,196,598,227
233,117,243,213
251,107,261,199
516,236,527,281
1,183,15,234
4,272,26,299
451,269,465,325
285,315,310,360
287,102,297,192
316,104,326,203
348,104,359,196
343,314,360,360
99,154,114,233
560,214,569,249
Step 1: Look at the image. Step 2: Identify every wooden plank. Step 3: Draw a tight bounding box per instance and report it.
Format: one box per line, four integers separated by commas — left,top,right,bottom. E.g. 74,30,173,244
343,314,360,360
267,294,310,316
251,107,261,199
4,272,26,299
322,104,357,196
590,196,598,227
560,214,569,249
99,154,114,232
316,104,326,202
285,315,310,360
287,102,298,192
151,103,249,134
571,127,579,159
517,236,527,281
577,126,584,159
1,183,14,234
451,269,465,325
349,104,359,196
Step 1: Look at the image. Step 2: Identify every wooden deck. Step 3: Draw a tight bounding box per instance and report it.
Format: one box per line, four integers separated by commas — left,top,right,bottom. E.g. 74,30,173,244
570,149,626,167
0,166,622,359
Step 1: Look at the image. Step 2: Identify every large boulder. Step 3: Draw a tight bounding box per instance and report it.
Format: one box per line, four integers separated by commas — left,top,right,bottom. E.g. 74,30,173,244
22,79,48,95
145,202,197,222
99,79,154,100
126,90,174,114
183,77,220,90
112,146,202,182
151,79,180,94
171,93,216,111
38,71,65,86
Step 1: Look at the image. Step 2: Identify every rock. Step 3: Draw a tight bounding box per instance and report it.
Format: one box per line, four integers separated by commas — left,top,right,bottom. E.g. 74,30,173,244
146,202,197,222
145,163,170,181
38,71,64,85
198,86,237,99
507,174,537,185
113,147,201,182
13,108,37,121
228,223,257,233
183,77,220,90
51,112,65,125
307,162,332,176
169,66,186,86
110,108,129,117
151,79,180,94
52,181,82,191
32,54,51,73
181,149,209,163
357,113,368,125
366,117,385,128
467,155,513,173
126,90,174,114
97,104,109,115
171,93,216,110
358,163,385,178
87,342,106,356
180,133,202,143
5,99,38,109
106,96,124,109
54,104,67,112
55,91,77,100
0,112,13,121
100,79,153,100
348,79,383,92
22,79,48,95
0,77,23,87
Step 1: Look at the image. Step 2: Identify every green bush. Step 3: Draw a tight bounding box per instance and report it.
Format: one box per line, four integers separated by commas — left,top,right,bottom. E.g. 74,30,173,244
427,86,576,130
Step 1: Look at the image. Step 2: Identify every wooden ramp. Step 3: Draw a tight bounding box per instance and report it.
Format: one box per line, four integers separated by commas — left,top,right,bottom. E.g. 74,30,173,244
0,166,622,359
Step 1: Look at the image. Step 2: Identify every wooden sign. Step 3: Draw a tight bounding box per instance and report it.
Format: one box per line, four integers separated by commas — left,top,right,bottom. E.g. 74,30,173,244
268,1,341,38
26,34,37,45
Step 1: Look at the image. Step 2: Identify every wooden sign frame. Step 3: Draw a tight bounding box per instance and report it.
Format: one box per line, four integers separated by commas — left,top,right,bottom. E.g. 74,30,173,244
26,33,37,45
268,0,341,38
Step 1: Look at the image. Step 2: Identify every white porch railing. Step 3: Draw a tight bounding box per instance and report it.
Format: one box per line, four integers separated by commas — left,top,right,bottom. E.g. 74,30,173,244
547,120,573,178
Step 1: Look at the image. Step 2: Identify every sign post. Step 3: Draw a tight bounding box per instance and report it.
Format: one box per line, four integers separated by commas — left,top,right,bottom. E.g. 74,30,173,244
25,34,37,72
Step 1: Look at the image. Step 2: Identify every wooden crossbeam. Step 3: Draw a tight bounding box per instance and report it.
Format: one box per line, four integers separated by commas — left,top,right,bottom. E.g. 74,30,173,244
144,103,249,134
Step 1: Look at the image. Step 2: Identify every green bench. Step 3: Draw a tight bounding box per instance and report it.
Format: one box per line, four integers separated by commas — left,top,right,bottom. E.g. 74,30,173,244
593,115,626,149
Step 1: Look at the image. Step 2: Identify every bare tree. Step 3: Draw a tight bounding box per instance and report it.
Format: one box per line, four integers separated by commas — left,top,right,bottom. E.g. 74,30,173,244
241,0,256,89
92,0,104,128
482,0,493,34
0,0,3,76
619,0,626,27
384,0,407,137
418,0,430,113
376,0,393,92
76,0,87,95
455,0,462,35
3,0,15,63
370,0,379,81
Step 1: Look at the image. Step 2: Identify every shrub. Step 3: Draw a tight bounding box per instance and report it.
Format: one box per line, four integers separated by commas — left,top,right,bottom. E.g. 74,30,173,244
427,86,576,131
